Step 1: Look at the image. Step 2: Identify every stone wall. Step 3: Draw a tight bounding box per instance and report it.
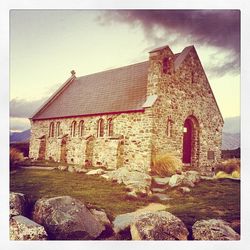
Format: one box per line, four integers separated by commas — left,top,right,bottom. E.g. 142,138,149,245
29,110,153,172
147,46,223,172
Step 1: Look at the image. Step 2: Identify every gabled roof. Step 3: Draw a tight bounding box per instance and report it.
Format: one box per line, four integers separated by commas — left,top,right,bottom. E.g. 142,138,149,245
32,45,219,120
32,61,149,120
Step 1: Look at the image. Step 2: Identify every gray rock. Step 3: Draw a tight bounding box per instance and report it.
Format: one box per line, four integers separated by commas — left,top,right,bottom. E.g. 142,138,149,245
89,209,111,228
74,165,87,173
152,193,172,201
151,187,166,193
130,211,189,240
10,192,27,217
168,174,185,187
68,165,75,173
86,168,105,175
183,171,200,185
10,215,48,240
32,196,105,240
179,187,191,193
106,167,152,194
113,203,167,234
153,177,171,186
192,219,240,240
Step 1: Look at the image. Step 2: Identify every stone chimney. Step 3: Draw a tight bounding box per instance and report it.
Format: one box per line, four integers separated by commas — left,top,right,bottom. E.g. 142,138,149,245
147,45,174,96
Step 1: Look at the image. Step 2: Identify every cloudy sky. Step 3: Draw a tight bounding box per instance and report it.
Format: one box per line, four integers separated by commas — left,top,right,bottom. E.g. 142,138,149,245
10,10,240,132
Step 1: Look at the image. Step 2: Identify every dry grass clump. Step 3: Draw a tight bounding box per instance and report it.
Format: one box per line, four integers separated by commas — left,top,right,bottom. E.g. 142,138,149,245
215,158,240,174
10,148,24,166
151,153,182,177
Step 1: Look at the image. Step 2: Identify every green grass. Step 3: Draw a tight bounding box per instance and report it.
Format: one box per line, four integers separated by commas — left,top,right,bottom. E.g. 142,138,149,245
10,168,240,234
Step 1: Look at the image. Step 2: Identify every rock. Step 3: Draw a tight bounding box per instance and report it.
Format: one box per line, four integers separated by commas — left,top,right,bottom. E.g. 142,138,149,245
179,187,191,193
32,196,105,240
10,215,47,240
107,167,152,194
89,209,111,228
152,193,172,201
100,173,110,180
10,192,27,217
74,165,87,173
168,174,185,187
68,165,75,173
130,211,189,240
192,219,240,240
153,177,171,186
127,190,138,198
58,165,67,171
113,203,167,234
86,168,105,175
151,187,166,193
183,171,200,184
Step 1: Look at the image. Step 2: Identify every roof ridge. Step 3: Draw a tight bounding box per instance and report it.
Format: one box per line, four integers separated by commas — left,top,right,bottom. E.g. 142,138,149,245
77,60,149,79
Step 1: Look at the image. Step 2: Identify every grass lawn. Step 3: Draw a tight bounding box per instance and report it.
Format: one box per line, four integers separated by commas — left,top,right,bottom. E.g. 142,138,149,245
10,168,240,234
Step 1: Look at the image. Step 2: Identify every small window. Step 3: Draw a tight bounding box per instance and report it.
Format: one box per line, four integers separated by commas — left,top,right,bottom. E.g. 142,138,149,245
97,118,104,137
107,118,113,137
163,57,169,74
79,120,84,137
207,151,215,160
49,122,55,137
71,121,77,137
166,117,173,137
56,122,60,137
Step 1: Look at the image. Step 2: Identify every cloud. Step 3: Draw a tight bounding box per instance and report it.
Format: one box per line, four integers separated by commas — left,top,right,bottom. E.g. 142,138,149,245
98,10,240,77
10,97,46,118
10,117,31,132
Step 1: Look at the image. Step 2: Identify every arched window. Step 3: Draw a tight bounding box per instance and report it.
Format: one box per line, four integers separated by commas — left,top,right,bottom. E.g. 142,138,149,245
49,122,55,137
71,121,77,137
56,122,60,137
166,116,173,137
79,120,84,137
97,118,104,137
107,118,113,137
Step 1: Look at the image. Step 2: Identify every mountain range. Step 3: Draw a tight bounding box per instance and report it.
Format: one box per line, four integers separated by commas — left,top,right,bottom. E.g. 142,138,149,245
10,116,240,150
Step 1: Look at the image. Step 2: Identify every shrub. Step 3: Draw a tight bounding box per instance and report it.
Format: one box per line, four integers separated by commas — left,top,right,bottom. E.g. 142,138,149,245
151,153,182,177
215,158,240,174
10,148,24,167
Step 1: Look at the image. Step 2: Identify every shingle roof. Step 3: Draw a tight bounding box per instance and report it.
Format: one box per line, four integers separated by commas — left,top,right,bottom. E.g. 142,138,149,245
32,45,199,120
32,61,149,120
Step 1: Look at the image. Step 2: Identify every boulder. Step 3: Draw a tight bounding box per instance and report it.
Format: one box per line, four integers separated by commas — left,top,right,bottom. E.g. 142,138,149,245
10,192,27,217
192,219,240,240
10,215,47,240
89,209,111,228
106,167,152,194
130,211,189,240
151,187,166,193
183,171,200,185
86,168,105,175
153,177,171,186
74,165,87,173
168,174,185,187
113,203,167,234
32,196,105,240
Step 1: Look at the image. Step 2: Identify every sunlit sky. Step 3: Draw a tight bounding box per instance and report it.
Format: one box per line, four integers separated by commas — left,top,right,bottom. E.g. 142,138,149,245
10,10,240,131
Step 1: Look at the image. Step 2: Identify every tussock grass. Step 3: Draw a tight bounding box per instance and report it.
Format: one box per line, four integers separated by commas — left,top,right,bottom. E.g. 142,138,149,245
151,153,182,177
10,148,24,167
215,158,240,179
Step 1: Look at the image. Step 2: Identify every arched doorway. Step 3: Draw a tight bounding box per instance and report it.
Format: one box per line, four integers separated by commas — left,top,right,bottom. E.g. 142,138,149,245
38,136,46,160
182,116,199,168
60,136,68,163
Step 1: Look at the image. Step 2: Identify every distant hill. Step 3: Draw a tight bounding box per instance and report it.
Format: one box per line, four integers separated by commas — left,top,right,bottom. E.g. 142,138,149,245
10,129,31,143
222,132,240,150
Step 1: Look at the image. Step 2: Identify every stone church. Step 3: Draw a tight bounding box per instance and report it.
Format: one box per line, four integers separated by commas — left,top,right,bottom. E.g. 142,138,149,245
29,45,223,174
